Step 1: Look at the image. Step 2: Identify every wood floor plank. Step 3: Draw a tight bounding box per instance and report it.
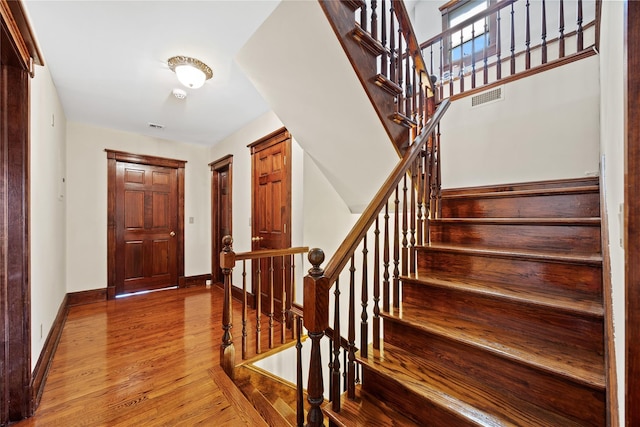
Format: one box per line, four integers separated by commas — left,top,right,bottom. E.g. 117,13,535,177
14,286,282,426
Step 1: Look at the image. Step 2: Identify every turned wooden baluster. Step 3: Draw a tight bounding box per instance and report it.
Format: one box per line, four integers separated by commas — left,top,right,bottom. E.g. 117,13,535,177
255,259,262,354
577,0,584,51
459,29,465,93
559,0,566,58
381,0,388,76
471,22,477,88
383,203,391,312
331,277,341,411
360,1,367,33
304,248,328,427
482,19,488,85
393,187,401,309
416,156,424,248
220,235,236,380
497,8,502,80
541,0,548,64
410,163,417,275
281,255,287,345
373,217,381,350
401,175,409,282
347,256,356,399
361,236,369,359
295,313,304,427
242,260,248,360
436,124,443,218
269,257,275,349
371,0,378,40
389,1,396,84
510,3,516,75
525,0,531,70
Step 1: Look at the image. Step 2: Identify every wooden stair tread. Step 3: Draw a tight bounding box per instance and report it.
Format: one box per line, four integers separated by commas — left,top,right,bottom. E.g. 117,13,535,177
423,243,603,265
323,387,419,427
401,273,603,317
441,177,599,196
358,343,587,427
432,217,601,226
382,303,605,389
440,185,599,200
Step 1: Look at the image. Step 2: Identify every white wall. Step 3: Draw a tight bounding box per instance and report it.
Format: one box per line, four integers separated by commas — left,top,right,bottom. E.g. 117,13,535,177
441,54,600,188
30,64,68,369
599,0,625,423
66,123,211,293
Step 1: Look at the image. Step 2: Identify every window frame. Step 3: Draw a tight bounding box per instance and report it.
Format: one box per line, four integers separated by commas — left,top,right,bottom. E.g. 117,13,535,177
440,0,498,72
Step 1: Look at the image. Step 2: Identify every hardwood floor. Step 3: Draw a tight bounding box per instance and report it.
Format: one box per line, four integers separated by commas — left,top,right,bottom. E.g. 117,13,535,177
15,286,284,426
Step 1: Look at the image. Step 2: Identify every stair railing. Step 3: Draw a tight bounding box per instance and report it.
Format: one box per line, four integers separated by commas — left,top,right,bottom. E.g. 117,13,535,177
218,236,309,380
302,98,450,426
419,0,601,99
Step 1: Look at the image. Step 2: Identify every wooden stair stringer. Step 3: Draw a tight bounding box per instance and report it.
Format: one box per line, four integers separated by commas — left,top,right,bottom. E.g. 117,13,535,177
318,0,409,155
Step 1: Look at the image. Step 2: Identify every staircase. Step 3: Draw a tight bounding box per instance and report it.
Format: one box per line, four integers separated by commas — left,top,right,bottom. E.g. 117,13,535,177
325,177,605,426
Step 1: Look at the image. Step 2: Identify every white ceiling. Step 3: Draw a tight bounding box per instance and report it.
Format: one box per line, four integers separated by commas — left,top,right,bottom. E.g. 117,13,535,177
24,0,281,146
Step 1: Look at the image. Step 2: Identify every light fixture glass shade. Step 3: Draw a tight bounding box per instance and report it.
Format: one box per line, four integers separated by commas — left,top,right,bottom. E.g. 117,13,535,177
167,56,213,89
175,64,206,89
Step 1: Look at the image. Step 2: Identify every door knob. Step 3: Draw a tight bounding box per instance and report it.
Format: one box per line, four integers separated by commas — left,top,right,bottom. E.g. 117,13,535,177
170,231,176,237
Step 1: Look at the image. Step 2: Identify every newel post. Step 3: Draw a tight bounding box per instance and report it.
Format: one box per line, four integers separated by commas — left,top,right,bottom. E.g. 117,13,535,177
304,248,329,427
220,235,236,379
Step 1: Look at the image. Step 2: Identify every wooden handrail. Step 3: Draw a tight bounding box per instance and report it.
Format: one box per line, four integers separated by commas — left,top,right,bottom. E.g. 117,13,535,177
235,246,309,261
420,0,517,48
324,98,450,284
393,0,437,100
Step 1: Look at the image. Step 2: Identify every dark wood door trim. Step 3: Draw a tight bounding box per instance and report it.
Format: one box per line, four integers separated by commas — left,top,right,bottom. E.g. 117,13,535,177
0,0,43,422
627,1,640,424
106,150,186,299
210,154,233,284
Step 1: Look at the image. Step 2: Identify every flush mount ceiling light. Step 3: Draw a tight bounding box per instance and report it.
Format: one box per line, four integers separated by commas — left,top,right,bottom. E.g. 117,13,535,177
167,55,213,89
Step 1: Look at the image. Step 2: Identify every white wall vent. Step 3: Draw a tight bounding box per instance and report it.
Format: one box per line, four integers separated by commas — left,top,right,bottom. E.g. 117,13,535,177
471,86,504,107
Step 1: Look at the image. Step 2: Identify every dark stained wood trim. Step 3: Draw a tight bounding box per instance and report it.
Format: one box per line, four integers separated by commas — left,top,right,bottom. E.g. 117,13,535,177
66,288,107,306
30,295,68,410
235,247,309,261
178,274,212,288
105,150,186,299
441,177,600,196
210,155,233,285
627,1,640,425
1,41,32,422
599,172,619,427
247,126,288,150
0,0,43,74
450,47,598,102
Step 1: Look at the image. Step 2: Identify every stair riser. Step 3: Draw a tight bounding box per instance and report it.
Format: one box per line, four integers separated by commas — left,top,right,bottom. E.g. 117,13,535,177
417,249,602,301
402,282,604,355
383,321,606,426
430,222,601,254
440,192,600,218
361,369,480,426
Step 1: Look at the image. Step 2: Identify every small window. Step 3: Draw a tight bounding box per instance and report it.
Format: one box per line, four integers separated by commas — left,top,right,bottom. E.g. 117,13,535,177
441,0,497,69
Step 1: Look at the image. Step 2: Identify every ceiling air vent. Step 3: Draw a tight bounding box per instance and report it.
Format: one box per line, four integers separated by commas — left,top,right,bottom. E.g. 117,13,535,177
148,122,165,130
471,86,504,107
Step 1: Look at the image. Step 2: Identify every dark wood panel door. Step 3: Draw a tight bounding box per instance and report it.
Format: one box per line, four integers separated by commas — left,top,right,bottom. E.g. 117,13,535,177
115,162,179,295
249,128,292,315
